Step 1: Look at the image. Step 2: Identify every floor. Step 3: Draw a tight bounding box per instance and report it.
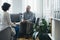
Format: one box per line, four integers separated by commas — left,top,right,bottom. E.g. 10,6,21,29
17,37,39,40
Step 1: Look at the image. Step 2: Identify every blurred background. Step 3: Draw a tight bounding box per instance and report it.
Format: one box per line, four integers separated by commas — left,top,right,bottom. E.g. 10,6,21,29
0,0,60,40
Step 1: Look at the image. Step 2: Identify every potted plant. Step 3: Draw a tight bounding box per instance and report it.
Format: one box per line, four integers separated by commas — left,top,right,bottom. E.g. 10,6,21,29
38,18,51,40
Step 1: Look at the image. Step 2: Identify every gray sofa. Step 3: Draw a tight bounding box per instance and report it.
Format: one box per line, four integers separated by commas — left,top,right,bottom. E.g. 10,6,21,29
0,27,12,40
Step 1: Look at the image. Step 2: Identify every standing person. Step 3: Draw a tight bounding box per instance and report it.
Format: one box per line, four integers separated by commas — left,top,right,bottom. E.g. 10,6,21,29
1,2,16,40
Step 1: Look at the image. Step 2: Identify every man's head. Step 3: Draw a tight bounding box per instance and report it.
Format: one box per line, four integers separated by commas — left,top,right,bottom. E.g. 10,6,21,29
26,5,31,12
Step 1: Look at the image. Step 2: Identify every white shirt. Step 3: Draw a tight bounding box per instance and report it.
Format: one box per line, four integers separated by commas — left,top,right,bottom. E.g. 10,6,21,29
0,12,16,34
2,12,11,27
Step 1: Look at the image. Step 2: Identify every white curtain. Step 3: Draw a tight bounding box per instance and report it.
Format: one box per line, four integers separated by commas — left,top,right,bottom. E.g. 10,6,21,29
22,0,43,18
0,0,2,12
22,0,37,12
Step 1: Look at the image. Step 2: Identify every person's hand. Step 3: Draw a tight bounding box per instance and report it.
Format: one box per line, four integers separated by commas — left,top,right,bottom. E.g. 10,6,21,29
13,24,16,27
11,23,16,27
23,20,27,22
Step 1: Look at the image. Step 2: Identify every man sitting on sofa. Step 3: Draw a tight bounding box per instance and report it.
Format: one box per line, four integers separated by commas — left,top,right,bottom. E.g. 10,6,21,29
20,5,35,38
23,5,35,23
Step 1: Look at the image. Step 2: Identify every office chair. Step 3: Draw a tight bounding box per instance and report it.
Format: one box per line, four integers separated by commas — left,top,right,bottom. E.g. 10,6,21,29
32,18,40,40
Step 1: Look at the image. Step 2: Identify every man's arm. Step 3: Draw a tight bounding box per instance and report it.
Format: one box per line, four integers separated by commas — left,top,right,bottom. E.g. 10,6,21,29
27,13,35,22
23,12,35,22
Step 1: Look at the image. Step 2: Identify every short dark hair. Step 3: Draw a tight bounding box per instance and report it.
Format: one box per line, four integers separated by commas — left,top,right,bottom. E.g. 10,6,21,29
2,2,11,11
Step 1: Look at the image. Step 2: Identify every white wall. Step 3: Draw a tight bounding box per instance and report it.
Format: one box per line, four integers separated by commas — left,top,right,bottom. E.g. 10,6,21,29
1,0,52,20
0,0,2,12
36,0,43,19
51,0,60,18
43,0,52,23
0,0,43,18
12,0,22,13
22,0,43,18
